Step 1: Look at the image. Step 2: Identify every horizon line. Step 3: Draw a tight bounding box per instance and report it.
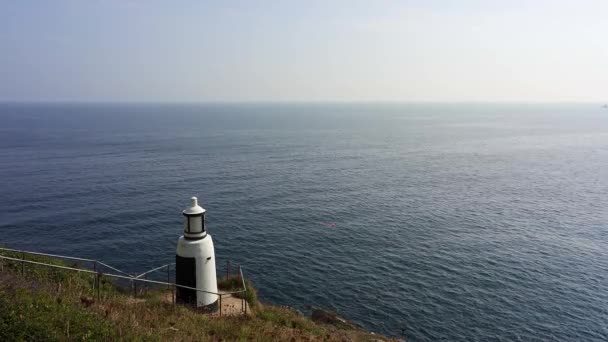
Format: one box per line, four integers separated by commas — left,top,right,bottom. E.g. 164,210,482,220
1,99,606,105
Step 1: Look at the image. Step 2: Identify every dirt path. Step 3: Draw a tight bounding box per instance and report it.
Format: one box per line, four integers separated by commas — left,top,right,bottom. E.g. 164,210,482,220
160,290,250,316
213,292,250,316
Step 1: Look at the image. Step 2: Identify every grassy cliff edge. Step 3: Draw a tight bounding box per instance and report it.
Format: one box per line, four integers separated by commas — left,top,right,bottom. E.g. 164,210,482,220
0,253,396,341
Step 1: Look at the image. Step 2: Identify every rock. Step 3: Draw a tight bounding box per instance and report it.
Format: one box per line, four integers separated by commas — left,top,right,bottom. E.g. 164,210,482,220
80,296,95,307
311,308,358,329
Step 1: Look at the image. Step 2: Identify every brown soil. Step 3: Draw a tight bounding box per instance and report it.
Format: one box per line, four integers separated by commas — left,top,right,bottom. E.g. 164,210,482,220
159,290,250,316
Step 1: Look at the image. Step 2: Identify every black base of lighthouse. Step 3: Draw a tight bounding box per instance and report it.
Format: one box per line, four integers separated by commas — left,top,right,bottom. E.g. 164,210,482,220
175,255,196,305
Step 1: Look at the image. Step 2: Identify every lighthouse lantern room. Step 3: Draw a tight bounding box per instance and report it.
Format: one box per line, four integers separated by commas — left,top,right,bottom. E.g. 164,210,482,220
176,197,219,310
183,197,205,238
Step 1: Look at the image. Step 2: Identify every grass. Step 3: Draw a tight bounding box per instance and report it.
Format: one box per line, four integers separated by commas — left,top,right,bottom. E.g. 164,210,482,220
0,251,394,341
0,285,122,340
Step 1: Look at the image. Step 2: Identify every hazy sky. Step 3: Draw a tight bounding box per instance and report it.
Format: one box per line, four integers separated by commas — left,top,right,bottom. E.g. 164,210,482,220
1,0,607,102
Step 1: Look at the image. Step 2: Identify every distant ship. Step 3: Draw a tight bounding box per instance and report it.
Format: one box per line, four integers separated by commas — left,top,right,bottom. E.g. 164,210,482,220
603,104,608,108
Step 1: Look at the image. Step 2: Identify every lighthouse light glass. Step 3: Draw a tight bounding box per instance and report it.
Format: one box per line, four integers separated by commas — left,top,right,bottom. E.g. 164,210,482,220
184,215,203,234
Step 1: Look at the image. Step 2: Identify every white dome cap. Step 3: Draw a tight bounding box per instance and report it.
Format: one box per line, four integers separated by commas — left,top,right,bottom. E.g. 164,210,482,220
183,196,205,216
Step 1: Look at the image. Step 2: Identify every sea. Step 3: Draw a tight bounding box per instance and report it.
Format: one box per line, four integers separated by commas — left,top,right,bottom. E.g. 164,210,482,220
0,103,607,341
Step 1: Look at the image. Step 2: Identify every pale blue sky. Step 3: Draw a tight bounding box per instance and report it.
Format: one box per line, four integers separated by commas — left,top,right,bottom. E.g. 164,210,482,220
1,0,607,102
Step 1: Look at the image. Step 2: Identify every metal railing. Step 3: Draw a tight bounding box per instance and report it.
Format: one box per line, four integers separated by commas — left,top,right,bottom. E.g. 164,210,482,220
0,247,248,316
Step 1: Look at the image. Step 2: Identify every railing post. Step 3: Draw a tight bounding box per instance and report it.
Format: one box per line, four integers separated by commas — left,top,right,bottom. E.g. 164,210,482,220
93,261,97,293
133,278,137,298
226,260,229,280
21,251,25,275
172,284,175,306
96,272,101,300
166,265,170,290
240,266,247,315
219,294,222,316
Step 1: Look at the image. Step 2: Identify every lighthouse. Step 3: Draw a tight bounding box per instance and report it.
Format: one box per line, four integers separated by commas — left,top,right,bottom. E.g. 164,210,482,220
175,197,219,310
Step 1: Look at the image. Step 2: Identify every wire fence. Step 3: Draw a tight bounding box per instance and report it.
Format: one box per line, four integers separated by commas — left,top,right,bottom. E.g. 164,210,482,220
0,246,248,316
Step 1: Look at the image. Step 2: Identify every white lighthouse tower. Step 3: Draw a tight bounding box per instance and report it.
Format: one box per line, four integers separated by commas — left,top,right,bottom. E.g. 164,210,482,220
175,197,219,310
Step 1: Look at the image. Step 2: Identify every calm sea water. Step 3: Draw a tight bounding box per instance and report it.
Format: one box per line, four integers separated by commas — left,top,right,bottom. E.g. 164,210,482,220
1,103,607,341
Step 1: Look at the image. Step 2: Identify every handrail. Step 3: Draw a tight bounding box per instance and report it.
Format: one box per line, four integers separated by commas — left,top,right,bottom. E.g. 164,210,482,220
0,253,245,296
0,246,132,278
96,261,133,278
239,265,247,314
0,247,95,263
239,266,246,291
133,261,247,295
0,255,99,275
0,248,250,316
134,263,175,279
